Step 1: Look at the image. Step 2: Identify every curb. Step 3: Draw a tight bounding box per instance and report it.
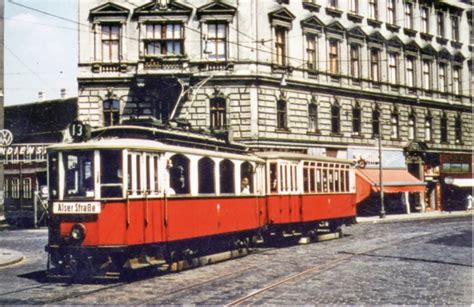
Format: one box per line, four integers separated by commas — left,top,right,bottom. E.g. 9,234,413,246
0,249,24,268
357,211,473,225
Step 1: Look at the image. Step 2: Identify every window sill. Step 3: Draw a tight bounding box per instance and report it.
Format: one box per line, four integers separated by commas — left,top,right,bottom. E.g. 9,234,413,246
351,133,364,138
330,132,343,137
302,1,321,12
403,28,417,37
386,24,400,32
436,37,448,45
367,18,383,28
347,12,363,23
390,137,402,141
325,7,343,17
420,32,433,41
440,141,449,145
451,41,463,49
275,128,291,133
307,130,321,136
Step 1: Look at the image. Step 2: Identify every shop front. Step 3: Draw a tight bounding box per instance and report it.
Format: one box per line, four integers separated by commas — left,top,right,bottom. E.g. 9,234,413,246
440,153,473,211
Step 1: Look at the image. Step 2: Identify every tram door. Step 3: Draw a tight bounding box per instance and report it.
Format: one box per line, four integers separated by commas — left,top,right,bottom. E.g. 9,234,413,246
279,163,301,224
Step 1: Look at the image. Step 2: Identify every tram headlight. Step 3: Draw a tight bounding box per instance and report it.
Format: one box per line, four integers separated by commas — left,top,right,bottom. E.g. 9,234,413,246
70,224,86,242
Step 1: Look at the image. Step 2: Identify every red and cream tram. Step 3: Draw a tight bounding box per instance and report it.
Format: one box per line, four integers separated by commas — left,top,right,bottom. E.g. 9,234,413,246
45,126,356,275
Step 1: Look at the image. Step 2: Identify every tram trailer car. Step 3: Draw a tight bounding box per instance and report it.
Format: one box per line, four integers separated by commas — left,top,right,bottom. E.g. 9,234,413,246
45,128,356,275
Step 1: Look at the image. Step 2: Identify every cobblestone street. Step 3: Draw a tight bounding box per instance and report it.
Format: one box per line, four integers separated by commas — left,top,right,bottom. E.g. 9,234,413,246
0,216,472,305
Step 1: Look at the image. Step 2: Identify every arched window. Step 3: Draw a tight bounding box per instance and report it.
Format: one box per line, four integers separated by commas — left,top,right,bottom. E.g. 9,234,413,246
103,99,120,126
424,116,432,141
241,162,254,194
219,159,234,194
210,97,226,129
277,99,287,129
331,102,340,134
308,103,318,132
440,114,448,143
408,115,416,140
455,115,462,143
390,112,399,139
372,109,380,137
198,157,215,194
352,103,361,135
169,154,190,194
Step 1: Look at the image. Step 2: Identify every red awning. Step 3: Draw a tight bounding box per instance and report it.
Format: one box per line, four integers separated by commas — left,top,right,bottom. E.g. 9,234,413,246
355,169,426,203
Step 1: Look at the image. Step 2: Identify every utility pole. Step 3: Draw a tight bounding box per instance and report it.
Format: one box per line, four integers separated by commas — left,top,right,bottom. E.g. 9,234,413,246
378,123,385,218
0,0,5,216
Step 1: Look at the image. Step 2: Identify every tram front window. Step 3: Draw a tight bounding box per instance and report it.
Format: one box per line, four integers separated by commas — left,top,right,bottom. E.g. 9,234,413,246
64,151,94,198
101,150,123,198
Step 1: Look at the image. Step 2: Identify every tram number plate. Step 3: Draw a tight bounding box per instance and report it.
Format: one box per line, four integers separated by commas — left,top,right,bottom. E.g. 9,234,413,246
53,202,101,214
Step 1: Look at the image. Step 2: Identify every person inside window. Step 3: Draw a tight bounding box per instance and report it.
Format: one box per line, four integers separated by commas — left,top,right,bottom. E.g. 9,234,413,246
241,177,251,194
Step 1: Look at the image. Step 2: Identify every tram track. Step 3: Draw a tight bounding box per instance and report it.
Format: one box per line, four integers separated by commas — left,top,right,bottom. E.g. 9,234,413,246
225,227,467,305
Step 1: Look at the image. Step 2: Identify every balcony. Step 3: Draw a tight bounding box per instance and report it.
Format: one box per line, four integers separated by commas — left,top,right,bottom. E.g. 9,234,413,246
91,62,129,74
142,57,188,71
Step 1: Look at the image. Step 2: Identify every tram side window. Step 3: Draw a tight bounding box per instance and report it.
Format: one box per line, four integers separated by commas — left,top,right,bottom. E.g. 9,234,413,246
270,163,278,193
100,150,122,198
198,157,215,194
64,151,94,198
48,152,58,199
220,159,234,194
241,162,254,194
169,154,190,195
303,162,316,193
322,167,328,192
316,167,322,193
334,168,340,192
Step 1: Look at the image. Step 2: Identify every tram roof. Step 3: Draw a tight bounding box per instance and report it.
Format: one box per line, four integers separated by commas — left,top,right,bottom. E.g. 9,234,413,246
254,151,354,164
48,138,264,163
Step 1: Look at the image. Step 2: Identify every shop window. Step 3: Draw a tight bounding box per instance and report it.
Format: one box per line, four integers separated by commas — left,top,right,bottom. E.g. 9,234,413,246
22,178,32,199
220,159,234,194
11,179,20,199
64,151,95,198
101,150,123,198
169,154,190,195
241,162,254,194
103,99,120,127
198,157,215,194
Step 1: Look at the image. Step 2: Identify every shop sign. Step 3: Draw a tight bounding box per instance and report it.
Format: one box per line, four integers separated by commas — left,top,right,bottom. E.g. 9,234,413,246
0,144,48,164
347,148,406,168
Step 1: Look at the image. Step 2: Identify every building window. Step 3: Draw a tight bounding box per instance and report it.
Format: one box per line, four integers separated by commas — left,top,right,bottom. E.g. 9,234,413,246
455,116,462,143
352,104,361,135
207,23,227,60
422,60,431,90
369,0,377,19
404,2,413,29
145,23,183,56
210,97,226,129
350,0,358,14
103,99,120,127
277,99,287,129
425,116,432,141
440,114,448,143
331,102,340,134
329,39,339,74
328,0,337,9
388,53,398,84
387,0,396,24
370,49,380,82
437,12,445,37
275,27,287,66
372,109,380,137
406,57,415,88
452,16,459,41
390,112,399,139
308,103,318,132
306,34,317,70
101,24,121,63
350,44,360,79
408,115,416,140
453,67,461,95
439,63,448,92
421,7,429,33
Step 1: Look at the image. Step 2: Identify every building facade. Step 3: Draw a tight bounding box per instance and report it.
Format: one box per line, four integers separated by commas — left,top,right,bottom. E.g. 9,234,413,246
77,0,473,211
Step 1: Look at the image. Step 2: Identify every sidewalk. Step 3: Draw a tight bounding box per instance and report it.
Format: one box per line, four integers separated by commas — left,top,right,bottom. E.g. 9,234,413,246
0,249,24,268
357,210,473,224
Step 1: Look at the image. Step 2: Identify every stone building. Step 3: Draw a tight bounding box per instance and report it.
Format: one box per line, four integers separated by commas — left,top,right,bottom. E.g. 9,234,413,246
77,0,472,211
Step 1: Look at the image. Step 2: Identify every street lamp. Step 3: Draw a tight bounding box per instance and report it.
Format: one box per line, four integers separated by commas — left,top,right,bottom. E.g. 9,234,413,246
378,122,386,218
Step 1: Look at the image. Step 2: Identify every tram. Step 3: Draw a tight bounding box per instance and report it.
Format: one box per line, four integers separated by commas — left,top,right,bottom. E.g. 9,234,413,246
45,125,356,276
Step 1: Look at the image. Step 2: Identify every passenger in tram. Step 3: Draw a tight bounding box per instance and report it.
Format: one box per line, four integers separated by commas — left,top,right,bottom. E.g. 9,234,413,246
241,177,251,194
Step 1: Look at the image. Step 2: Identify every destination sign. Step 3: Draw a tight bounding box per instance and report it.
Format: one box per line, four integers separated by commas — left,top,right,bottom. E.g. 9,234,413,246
53,202,101,214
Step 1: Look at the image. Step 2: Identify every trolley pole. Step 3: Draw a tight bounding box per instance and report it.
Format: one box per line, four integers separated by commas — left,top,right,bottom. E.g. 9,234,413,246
378,130,386,218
